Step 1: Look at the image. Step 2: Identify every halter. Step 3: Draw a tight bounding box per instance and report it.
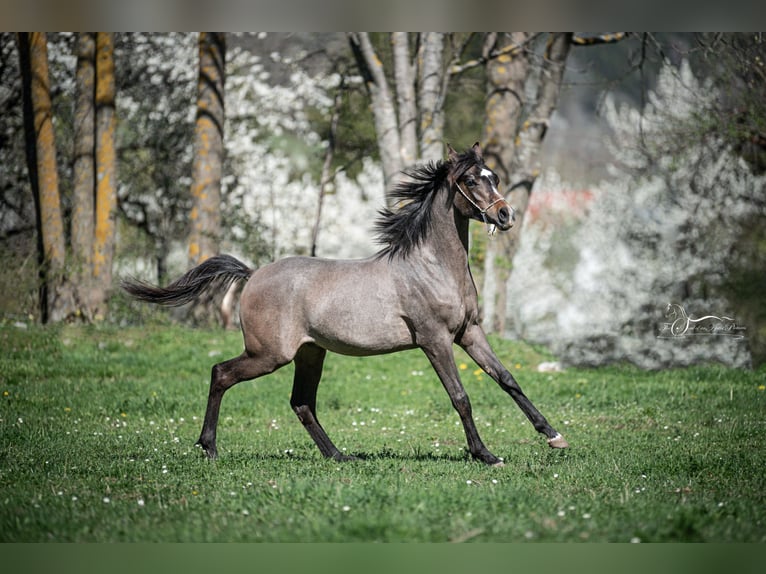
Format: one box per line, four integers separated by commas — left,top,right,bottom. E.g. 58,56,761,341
455,181,508,236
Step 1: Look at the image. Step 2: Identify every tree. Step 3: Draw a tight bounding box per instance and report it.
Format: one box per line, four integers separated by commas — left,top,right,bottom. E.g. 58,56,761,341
17,32,71,322
15,32,120,323
71,32,96,314
188,32,225,267
480,33,626,333
479,33,572,333
91,32,118,319
65,32,118,321
348,33,475,199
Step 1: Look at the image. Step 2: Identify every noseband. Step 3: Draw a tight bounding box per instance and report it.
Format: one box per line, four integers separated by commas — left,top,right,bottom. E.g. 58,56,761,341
454,181,507,236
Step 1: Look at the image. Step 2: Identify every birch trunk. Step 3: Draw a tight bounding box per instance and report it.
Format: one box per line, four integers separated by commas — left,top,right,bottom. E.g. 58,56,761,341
391,32,417,168
418,32,446,162
348,33,403,200
348,33,450,196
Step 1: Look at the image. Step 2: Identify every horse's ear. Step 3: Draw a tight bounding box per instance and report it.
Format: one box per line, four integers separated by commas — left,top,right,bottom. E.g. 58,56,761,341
472,141,483,158
447,143,458,161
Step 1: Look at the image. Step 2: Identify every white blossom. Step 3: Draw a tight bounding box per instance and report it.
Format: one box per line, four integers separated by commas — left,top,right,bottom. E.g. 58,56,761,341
508,61,761,368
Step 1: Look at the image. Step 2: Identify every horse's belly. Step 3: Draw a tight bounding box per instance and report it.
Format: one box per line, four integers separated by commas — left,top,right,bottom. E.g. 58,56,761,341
307,304,415,357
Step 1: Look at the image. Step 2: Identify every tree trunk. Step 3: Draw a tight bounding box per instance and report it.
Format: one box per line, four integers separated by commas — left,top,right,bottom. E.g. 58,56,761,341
480,33,572,334
349,33,456,198
391,32,417,168
480,32,531,333
17,32,70,323
348,32,403,200
417,32,446,162
92,32,118,319
188,32,225,266
72,32,96,318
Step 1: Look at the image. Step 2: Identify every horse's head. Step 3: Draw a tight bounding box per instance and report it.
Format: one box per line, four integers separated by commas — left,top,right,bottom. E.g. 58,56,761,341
448,142,514,233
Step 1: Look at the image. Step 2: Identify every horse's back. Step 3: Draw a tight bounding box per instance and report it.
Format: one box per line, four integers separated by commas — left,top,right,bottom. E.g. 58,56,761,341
239,255,415,357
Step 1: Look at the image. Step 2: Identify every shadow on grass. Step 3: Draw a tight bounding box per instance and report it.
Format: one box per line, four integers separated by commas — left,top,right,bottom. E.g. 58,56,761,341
194,446,476,465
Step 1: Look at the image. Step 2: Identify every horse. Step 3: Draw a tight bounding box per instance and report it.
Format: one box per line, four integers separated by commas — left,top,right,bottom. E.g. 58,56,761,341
122,143,568,466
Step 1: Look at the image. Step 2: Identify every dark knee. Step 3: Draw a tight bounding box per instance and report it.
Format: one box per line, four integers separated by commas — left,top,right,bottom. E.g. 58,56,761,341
451,391,472,417
499,371,522,393
292,404,315,425
211,363,230,390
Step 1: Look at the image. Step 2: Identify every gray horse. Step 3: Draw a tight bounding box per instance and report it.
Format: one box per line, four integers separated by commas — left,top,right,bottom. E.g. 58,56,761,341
123,143,568,466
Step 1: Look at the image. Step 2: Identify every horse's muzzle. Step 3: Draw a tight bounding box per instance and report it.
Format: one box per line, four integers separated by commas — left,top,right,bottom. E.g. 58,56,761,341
496,205,515,230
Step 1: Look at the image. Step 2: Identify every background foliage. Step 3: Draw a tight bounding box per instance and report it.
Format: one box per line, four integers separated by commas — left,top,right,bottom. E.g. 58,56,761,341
1,32,764,366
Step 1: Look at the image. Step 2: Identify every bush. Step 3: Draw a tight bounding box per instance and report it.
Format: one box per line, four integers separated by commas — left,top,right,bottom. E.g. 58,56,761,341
507,61,764,369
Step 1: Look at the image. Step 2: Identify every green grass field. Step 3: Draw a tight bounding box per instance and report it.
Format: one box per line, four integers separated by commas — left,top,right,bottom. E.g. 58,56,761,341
1,323,764,542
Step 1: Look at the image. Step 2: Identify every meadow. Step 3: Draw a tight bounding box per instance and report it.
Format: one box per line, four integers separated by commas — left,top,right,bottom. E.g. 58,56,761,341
1,322,764,542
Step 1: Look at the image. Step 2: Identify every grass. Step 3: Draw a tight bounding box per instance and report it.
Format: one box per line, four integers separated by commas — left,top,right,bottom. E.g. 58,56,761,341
1,322,765,542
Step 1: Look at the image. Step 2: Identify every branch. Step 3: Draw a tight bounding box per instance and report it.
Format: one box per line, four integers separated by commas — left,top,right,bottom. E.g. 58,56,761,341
449,32,543,76
572,33,627,46
348,32,389,91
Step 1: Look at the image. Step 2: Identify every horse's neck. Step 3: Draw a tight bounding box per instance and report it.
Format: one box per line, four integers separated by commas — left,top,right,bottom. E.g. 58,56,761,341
425,193,471,275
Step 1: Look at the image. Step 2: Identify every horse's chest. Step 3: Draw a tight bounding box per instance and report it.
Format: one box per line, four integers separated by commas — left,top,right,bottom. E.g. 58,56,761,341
405,273,478,331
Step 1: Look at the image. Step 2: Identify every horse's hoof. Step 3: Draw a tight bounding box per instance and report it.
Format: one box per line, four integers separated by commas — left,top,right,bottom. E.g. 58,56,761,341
491,460,505,468
332,453,360,462
547,433,569,449
195,442,218,459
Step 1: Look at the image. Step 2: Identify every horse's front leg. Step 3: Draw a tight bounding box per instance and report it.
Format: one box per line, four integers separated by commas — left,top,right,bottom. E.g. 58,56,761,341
421,340,504,466
458,324,568,449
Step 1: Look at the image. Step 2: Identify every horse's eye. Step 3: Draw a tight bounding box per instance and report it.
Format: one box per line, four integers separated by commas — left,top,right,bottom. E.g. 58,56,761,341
465,178,476,187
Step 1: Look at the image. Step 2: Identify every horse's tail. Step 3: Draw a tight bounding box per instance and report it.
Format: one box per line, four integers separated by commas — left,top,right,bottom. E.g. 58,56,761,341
122,254,253,307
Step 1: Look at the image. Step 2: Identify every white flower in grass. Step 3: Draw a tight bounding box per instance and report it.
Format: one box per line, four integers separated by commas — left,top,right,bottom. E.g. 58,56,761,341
137,499,145,507
103,497,110,504
342,505,351,512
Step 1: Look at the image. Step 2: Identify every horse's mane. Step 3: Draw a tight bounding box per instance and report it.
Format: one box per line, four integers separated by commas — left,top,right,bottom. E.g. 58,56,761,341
374,147,482,260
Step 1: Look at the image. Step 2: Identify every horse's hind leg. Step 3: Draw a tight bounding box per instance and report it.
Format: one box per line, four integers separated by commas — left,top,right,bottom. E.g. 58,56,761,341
291,344,354,461
197,351,287,459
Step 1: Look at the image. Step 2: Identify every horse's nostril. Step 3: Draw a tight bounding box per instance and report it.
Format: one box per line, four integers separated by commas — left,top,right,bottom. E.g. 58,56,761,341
498,207,510,225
